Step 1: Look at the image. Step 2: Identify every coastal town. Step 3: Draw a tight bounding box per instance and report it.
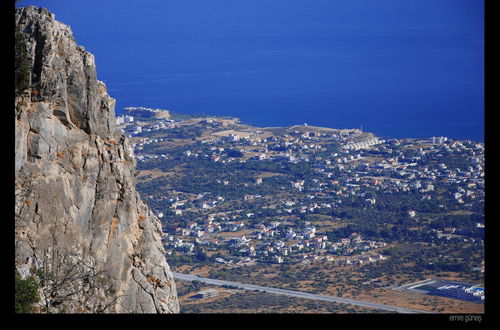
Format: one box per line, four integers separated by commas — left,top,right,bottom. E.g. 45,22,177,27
117,108,484,313
14,1,485,315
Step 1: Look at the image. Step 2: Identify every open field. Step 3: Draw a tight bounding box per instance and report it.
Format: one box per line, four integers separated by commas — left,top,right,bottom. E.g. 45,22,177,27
177,283,387,314
173,269,484,314
170,257,484,314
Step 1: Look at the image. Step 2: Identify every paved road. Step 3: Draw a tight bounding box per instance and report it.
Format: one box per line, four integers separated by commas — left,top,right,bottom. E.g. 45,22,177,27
173,272,434,314
391,278,438,292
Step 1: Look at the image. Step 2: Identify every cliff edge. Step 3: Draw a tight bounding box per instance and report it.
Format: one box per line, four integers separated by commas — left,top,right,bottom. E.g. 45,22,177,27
14,6,179,313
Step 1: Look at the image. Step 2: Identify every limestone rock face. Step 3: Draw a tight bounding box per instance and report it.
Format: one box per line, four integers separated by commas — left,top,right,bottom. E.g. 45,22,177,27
15,6,179,313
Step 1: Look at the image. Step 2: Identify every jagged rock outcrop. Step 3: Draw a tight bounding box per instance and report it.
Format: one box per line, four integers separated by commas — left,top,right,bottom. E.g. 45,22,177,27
15,6,179,313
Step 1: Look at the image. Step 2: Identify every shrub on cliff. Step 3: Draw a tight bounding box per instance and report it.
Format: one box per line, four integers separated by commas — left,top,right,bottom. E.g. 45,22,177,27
15,27,31,95
15,272,41,313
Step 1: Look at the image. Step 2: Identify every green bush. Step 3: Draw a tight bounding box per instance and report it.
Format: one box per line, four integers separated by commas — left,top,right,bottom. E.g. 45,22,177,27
15,27,32,96
15,272,41,313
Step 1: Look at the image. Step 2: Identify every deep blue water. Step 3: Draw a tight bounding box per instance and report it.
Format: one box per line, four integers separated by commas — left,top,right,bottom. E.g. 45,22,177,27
18,0,484,141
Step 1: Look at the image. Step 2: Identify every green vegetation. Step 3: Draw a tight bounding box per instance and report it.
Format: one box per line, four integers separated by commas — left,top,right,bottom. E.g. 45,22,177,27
15,272,41,313
15,28,32,95
176,280,204,297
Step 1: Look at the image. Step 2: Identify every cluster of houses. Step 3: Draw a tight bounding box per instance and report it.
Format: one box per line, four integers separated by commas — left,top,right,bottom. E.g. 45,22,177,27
133,118,483,216
343,137,384,150
302,138,484,208
163,213,389,266
121,119,176,138
129,116,484,270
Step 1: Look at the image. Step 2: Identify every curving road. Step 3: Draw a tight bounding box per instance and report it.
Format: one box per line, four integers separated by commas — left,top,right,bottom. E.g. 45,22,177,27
172,272,434,314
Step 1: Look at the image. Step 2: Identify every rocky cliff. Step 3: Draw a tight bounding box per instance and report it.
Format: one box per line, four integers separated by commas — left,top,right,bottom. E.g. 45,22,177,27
14,6,179,313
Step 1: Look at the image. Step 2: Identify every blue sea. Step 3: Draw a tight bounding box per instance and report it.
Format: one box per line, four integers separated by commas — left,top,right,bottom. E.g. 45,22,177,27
19,0,485,142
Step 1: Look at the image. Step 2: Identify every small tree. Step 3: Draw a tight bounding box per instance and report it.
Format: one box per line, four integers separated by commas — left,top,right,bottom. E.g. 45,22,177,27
195,249,208,262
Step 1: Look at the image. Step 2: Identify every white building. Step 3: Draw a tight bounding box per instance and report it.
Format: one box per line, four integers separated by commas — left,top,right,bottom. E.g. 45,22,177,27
116,115,124,125
194,289,219,299
431,136,448,144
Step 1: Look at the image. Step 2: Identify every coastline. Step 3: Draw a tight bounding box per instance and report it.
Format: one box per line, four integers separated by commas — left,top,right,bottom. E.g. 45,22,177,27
121,109,484,143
